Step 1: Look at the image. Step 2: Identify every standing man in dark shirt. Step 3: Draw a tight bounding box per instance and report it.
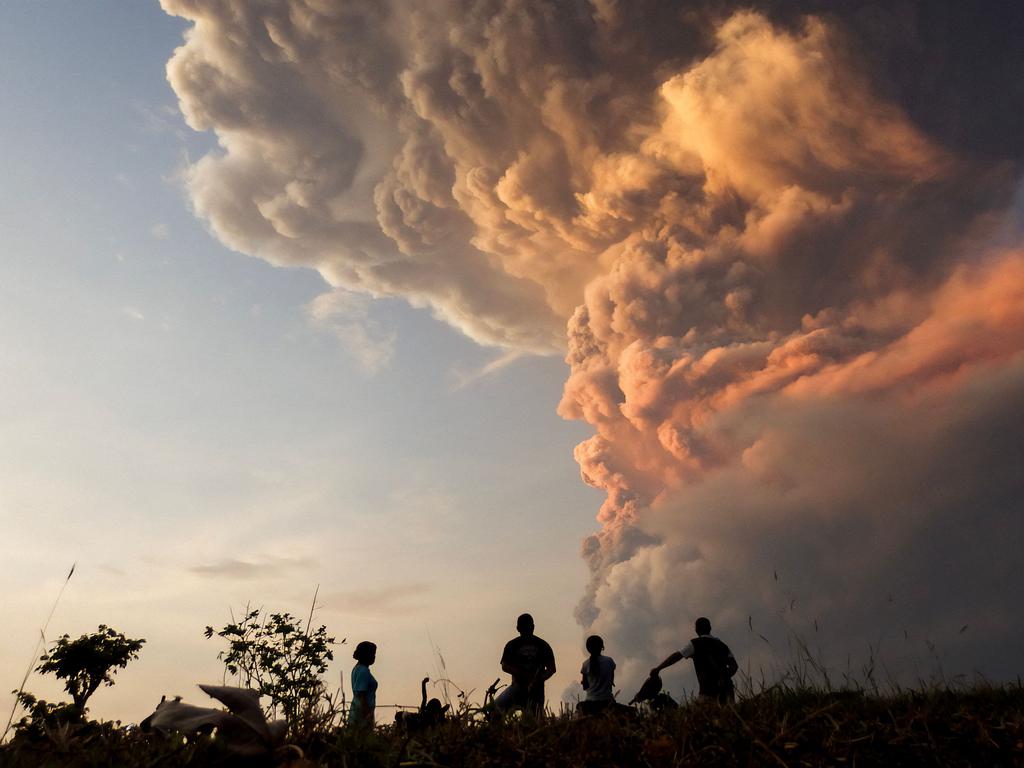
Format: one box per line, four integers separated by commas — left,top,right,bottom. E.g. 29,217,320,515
651,617,738,703
494,613,556,714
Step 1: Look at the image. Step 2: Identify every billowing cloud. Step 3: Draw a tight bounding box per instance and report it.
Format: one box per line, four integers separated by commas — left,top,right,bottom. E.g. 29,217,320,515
162,0,1024,693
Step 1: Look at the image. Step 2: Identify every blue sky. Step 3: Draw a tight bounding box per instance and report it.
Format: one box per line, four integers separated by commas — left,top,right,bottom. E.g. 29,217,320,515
1,1,601,720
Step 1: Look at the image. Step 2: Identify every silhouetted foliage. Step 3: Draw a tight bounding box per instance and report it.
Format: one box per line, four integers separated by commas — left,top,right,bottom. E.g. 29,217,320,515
8,692,83,741
205,608,341,736
37,625,145,711
9,685,1024,767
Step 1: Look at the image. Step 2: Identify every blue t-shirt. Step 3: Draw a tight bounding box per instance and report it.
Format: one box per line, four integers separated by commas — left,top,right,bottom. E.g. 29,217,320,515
349,663,378,723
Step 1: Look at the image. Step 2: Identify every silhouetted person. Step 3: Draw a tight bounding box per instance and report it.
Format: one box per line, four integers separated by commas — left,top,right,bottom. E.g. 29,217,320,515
628,669,678,711
349,641,378,726
651,617,738,703
419,676,449,726
578,634,616,715
629,671,662,705
495,613,556,714
395,676,449,730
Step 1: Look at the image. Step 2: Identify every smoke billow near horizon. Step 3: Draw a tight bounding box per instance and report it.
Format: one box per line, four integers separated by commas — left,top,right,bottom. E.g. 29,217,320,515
163,0,1024,692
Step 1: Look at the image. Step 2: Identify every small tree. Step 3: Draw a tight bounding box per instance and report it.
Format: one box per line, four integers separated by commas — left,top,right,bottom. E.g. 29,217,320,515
37,625,145,712
205,608,341,734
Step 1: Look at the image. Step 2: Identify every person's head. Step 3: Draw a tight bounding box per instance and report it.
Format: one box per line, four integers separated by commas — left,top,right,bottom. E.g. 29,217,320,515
516,613,535,636
695,617,712,636
424,698,446,715
585,634,604,657
353,641,377,665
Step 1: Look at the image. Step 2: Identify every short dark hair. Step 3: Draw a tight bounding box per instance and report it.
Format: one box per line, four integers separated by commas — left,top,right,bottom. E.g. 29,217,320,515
695,617,712,636
517,613,534,631
353,640,377,663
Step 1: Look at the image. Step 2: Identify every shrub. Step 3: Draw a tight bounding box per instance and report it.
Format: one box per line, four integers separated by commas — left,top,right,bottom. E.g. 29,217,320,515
205,607,341,737
37,625,145,712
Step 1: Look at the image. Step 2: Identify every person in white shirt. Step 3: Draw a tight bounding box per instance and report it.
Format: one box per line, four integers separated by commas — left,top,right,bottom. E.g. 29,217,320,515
578,634,617,715
651,617,738,703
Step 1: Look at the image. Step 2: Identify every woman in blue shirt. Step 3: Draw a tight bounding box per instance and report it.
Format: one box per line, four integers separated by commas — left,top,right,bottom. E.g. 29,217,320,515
349,641,378,726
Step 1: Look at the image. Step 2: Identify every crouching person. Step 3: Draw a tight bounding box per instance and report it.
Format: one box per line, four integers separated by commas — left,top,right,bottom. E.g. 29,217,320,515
577,635,617,716
396,676,449,731
494,613,556,716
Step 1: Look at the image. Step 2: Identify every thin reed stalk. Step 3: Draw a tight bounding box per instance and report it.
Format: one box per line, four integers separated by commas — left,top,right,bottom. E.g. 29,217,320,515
2,563,75,742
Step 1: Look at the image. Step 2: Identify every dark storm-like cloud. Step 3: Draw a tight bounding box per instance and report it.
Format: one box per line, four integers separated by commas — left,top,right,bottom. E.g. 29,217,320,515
162,0,1024,694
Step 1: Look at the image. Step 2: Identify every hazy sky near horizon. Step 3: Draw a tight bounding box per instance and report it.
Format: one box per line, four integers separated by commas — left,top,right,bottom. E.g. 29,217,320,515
1,1,600,722
3,0,1024,727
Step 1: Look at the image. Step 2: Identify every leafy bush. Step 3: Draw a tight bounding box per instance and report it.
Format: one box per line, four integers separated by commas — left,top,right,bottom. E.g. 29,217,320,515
8,692,83,741
205,607,341,737
5,625,143,746
37,625,145,713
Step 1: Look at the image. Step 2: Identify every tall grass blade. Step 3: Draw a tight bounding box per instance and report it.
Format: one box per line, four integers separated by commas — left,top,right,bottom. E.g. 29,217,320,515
2,563,76,742
305,584,320,637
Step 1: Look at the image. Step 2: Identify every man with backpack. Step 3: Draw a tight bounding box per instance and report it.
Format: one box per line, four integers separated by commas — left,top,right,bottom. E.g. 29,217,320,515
650,617,739,703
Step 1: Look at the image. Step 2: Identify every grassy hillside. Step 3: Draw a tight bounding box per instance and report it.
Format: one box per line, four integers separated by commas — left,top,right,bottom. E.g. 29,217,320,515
3,685,1023,767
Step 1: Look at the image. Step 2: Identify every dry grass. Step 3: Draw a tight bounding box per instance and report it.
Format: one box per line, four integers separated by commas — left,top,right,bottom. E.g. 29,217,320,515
4,683,1024,767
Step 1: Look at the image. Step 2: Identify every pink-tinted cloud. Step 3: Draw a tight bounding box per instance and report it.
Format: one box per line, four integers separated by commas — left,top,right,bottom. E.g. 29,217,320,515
161,0,1024,693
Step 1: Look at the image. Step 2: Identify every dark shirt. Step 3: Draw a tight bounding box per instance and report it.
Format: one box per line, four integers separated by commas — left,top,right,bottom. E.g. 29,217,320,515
687,635,738,699
500,634,555,693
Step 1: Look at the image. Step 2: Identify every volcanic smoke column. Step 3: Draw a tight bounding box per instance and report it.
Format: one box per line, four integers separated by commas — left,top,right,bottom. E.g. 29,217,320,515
162,0,1024,687
555,12,1024,684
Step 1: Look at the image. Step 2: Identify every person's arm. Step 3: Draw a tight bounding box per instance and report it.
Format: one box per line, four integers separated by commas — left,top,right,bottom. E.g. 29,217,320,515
724,650,738,678
650,651,683,677
581,662,589,691
541,645,556,681
500,642,520,677
651,640,695,677
421,677,429,709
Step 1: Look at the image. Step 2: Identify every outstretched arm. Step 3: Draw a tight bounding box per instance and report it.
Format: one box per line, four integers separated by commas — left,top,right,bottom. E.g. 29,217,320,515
421,677,429,709
651,651,683,677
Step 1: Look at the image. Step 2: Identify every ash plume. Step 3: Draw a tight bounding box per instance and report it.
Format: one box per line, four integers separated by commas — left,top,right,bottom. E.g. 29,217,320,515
163,0,1024,691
